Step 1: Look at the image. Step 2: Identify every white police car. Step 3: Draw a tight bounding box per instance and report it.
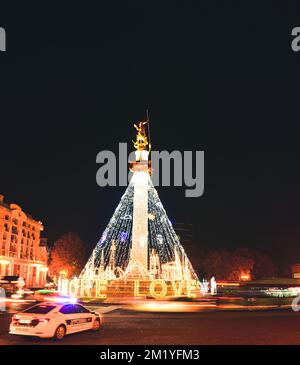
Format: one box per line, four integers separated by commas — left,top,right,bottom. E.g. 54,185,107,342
9,302,102,340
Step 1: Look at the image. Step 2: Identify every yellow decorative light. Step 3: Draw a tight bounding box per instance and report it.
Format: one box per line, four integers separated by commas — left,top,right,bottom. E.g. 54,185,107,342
149,280,168,298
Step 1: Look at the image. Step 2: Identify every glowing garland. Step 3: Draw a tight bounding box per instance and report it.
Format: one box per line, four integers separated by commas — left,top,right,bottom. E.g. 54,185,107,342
80,174,198,284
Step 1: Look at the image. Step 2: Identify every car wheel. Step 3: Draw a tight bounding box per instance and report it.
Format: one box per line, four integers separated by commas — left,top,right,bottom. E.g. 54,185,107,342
54,325,66,340
92,318,101,331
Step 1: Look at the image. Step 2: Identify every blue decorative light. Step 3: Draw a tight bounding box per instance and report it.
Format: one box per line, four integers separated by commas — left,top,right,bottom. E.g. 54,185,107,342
120,232,128,242
100,233,107,244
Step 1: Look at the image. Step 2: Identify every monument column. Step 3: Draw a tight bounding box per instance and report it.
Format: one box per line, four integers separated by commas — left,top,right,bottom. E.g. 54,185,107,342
131,170,149,270
129,120,151,273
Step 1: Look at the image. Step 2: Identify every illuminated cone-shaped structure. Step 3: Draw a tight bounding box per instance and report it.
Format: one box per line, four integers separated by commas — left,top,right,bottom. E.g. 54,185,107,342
80,120,198,284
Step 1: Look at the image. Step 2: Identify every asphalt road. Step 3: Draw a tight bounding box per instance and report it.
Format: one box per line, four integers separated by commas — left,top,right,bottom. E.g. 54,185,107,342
1,307,300,345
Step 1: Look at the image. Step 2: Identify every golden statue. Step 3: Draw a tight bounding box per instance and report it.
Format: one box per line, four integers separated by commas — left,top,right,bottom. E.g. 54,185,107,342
133,120,150,151
129,118,152,174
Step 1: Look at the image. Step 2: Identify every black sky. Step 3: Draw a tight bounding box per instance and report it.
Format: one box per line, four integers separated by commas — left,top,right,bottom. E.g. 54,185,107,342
1,2,300,271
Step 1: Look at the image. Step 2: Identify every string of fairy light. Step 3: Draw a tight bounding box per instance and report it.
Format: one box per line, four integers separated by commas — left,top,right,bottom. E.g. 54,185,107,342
147,178,197,279
81,174,198,281
92,182,134,270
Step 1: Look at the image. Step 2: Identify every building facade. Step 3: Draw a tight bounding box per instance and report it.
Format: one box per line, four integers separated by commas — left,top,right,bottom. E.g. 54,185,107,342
0,195,47,288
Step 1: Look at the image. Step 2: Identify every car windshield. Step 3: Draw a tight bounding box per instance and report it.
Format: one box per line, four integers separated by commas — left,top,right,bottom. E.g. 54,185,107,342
23,304,56,314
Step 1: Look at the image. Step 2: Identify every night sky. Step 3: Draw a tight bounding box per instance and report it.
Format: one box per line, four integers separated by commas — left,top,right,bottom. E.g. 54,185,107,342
1,2,300,272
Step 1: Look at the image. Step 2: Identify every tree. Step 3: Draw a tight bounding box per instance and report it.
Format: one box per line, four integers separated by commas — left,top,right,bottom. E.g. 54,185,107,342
49,232,86,278
227,248,254,280
200,247,274,280
201,249,232,279
252,252,275,278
